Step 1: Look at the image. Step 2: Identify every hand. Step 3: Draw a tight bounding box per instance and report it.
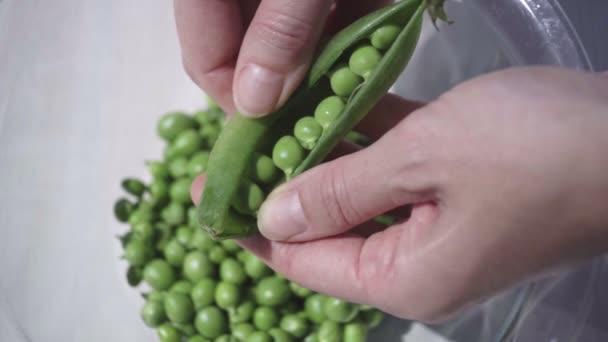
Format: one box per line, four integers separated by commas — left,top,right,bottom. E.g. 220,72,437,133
174,0,389,116
194,66,608,322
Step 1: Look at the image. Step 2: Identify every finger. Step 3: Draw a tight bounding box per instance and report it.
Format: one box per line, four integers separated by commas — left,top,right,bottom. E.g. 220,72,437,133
257,126,436,242
240,203,451,321
175,0,244,113
191,173,206,205
233,0,333,116
354,94,425,140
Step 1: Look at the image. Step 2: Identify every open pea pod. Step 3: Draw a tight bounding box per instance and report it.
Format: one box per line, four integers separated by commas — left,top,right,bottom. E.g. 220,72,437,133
198,0,449,239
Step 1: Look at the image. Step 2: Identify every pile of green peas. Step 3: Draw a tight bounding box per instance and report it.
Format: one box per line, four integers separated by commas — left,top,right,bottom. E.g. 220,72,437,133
229,23,401,217
114,100,384,342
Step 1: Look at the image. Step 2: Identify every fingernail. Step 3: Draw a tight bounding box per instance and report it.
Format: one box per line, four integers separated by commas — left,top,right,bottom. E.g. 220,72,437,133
258,186,307,241
235,64,284,117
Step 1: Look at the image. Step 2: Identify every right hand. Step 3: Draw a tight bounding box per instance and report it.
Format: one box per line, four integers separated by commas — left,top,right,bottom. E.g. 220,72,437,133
192,66,608,322
174,0,390,116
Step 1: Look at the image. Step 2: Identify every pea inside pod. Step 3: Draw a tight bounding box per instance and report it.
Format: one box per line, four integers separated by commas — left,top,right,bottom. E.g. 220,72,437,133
197,0,449,240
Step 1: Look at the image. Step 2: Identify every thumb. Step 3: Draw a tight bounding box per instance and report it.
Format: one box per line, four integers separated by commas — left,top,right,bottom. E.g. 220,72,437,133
233,0,333,117
257,130,432,242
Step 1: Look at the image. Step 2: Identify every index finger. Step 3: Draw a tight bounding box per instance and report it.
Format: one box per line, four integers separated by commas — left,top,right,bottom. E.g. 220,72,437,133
174,0,245,113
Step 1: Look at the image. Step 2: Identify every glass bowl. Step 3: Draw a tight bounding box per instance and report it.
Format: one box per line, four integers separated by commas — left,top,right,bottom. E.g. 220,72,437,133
0,0,598,341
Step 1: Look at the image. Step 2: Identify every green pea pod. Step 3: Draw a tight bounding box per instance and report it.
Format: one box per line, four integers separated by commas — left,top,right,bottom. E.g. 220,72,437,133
294,2,426,175
198,0,448,239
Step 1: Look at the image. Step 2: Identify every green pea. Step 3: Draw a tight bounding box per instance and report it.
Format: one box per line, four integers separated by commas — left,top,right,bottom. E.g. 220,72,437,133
233,181,265,215
228,300,255,324
232,322,255,341
141,299,166,327
191,278,217,309
169,157,190,178
279,314,309,338
176,225,193,246
170,280,193,295
304,294,327,324
323,298,358,323
144,259,176,290
209,245,228,264
250,153,279,185
183,251,216,282
272,136,305,176
330,66,362,97
190,229,218,251
343,322,367,342
314,96,345,130
220,258,247,285
288,282,312,298
170,178,193,204
360,309,384,328
157,112,197,142
195,110,217,126
220,240,241,253
147,290,166,302
158,324,182,342
132,221,155,241
349,45,382,79
255,277,291,307
317,321,342,342
128,208,153,226
174,322,197,336
188,335,211,342
164,144,179,162
124,239,152,266
245,331,272,342
188,207,199,227
294,117,323,150
303,333,318,342
370,24,401,50
146,160,170,179
162,202,186,226
137,199,156,213
164,239,187,266
150,179,169,203
215,335,238,342
195,306,228,339
126,266,143,287
253,306,279,331
200,124,221,147
114,198,135,223
164,292,195,324
215,281,241,309
244,253,272,280
268,328,294,342
189,151,211,177
236,251,249,263
118,231,132,249
155,223,173,251
173,129,204,158
121,178,146,197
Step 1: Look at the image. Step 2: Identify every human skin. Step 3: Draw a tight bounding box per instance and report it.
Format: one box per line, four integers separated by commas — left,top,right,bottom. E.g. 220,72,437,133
174,0,389,116
177,0,608,323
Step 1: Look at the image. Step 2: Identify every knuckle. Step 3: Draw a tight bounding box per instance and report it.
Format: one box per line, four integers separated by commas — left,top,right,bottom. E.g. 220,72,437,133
318,165,363,229
250,9,313,54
